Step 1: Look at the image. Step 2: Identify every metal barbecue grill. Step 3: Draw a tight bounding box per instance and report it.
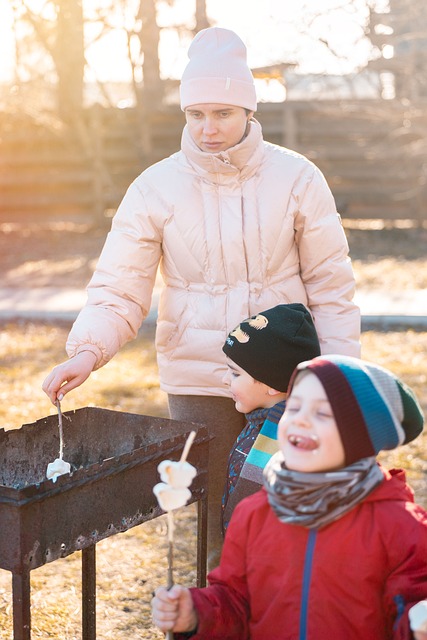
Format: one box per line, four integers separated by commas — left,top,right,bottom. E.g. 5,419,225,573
0,406,210,639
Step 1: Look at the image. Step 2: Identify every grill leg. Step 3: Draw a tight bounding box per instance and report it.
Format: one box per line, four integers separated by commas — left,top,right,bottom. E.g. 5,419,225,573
196,495,208,587
12,570,31,640
82,545,96,640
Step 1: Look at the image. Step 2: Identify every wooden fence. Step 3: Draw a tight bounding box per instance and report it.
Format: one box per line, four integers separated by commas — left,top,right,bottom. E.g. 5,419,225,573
0,99,426,223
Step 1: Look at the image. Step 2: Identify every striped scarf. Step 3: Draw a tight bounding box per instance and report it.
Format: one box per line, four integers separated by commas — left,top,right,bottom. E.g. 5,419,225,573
222,400,286,533
263,453,384,529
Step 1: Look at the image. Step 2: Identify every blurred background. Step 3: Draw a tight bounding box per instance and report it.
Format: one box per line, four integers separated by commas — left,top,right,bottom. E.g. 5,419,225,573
0,0,426,225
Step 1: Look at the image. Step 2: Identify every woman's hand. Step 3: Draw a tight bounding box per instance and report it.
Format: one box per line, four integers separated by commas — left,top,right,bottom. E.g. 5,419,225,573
42,351,97,403
151,585,198,634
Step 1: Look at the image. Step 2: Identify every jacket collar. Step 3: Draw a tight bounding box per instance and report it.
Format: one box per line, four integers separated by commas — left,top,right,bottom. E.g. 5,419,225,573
181,118,265,182
364,466,415,504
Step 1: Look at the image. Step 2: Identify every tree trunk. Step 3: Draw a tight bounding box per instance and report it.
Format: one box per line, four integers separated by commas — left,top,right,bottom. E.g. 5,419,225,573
137,0,162,108
53,0,85,119
195,0,210,32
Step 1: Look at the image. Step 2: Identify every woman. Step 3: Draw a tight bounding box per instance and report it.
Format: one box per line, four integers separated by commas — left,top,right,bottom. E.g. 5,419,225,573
42,27,360,568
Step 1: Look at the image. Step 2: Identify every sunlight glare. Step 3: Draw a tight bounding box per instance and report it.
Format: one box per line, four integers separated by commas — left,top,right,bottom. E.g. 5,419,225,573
0,0,387,85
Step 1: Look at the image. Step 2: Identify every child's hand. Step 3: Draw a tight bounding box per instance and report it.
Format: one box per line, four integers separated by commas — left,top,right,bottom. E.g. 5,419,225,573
413,633,427,640
151,585,198,634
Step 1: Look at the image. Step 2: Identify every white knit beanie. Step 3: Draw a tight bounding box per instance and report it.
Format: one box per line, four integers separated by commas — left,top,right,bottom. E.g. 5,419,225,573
180,27,257,111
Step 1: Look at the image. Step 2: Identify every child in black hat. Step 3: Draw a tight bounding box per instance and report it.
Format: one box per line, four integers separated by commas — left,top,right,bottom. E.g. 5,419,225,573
152,355,427,639
221,303,320,532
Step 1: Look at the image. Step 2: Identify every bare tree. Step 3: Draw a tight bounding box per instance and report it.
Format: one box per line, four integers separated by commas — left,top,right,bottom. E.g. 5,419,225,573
55,0,85,118
137,0,162,107
368,0,427,100
195,0,210,32
10,0,85,119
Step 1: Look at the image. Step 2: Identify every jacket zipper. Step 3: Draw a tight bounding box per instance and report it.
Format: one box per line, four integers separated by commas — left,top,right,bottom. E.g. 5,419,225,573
393,594,406,631
299,529,317,640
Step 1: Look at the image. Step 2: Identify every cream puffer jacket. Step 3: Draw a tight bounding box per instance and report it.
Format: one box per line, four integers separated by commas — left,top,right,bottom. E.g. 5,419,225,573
67,119,360,396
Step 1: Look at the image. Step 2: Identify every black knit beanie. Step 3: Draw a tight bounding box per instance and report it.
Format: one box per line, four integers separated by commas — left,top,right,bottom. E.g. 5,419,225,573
222,304,320,392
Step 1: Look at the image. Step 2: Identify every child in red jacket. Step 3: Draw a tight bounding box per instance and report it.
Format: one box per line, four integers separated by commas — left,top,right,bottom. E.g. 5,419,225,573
152,354,427,640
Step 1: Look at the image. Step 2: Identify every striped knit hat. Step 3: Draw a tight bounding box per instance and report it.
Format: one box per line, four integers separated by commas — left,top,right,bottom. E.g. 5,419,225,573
289,355,424,465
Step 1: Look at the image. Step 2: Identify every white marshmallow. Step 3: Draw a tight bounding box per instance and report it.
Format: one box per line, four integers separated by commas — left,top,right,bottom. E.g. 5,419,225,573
153,482,191,512
409,601,427,632
46,458,71,483
157,460,197,489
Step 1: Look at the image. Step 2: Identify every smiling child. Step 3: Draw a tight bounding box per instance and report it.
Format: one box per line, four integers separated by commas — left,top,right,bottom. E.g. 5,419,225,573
152,354,427,640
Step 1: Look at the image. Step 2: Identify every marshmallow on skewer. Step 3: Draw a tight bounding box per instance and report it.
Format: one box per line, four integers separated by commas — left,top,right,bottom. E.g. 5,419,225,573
153,431,197,512
46,458,71,483
153,430,198,640
153,482,191,512
158,459,197,489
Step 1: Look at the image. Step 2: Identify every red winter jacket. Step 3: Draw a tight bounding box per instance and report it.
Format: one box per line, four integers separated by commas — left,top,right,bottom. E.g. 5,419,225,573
187,467,427,640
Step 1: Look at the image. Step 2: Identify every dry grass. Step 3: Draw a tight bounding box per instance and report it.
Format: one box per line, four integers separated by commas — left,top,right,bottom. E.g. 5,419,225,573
0,320,426,638
0,322,168,431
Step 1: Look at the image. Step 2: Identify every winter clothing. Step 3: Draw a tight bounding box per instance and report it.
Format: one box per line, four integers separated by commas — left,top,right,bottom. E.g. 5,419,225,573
180,27,257,111
222,303,320,392
222,408,268,510
185,467,427,640
264,452,384,529
291,355,424,465
221,303,320,531
222,400,284,533
66,119,360,395
244,401,284,474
